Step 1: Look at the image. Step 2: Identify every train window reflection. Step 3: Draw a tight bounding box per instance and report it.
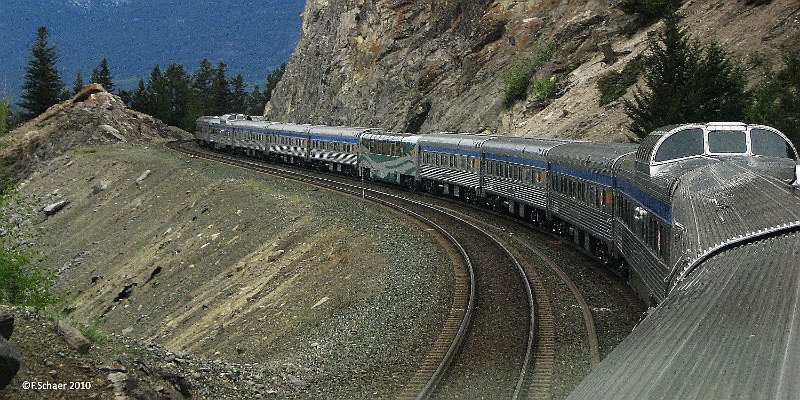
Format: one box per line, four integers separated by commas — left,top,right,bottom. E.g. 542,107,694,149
751,128,796,159
654,128,704,162
708,130,747,153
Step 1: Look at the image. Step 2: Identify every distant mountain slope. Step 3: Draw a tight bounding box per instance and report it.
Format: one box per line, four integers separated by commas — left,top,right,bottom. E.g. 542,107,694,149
1,0,305,102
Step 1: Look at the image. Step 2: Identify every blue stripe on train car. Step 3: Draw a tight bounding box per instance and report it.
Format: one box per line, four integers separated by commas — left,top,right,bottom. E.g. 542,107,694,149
310,135,359,144
484,153,548,169
550,165,614,187
617,177,672,223
420,146,481,158
269,131,308,139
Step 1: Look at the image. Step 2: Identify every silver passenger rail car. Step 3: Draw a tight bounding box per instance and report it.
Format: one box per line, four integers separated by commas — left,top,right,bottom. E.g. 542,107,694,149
308,125,369,174
480,137,569,223
546,142,637,255
263,122,312,165
417,133,496,202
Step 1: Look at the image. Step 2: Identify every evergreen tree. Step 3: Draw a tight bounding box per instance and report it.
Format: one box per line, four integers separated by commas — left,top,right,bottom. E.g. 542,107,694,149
145,65,170,121
18,26,65,119
247,84,266,116
163,63,193,130
265,63,286,102
73,72,85,95
90,58,114,92
748,53,800,148
625,12,748,138
130,79,149,113
229,74,248,114
0,100,8,135
208,62,230,116
191,59,215,116
688,43,748,122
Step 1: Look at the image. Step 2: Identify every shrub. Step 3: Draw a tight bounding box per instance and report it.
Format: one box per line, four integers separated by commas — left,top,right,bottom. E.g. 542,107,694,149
503,64,532,108
0,182,56,310
618,0,684,31
532,78,560,102
502,45,559,108
597,55,646,106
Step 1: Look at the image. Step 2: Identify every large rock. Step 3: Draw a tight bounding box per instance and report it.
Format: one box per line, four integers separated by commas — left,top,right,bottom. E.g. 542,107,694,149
0,336,21,390
42,200,70,216
0,313,13,340
56,320,92,354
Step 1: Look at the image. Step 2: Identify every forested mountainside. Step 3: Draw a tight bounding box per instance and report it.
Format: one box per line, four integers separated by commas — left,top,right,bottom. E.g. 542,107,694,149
1,0,305,100
265,0,799,141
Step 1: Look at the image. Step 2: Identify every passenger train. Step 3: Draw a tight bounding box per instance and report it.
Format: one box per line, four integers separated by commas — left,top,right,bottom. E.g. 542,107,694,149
195,114,800,306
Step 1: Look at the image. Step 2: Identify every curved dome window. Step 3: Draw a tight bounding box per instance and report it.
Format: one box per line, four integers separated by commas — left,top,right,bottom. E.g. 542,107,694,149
751,128,797,159
708,130,747,154
654,128,704,162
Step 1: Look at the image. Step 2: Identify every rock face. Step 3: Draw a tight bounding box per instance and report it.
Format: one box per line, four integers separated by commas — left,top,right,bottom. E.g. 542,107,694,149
265,0,800,141
0,83,191,181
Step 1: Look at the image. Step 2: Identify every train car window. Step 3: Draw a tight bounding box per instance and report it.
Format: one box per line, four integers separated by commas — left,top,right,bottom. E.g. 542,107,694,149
751,128,797,159
708,130,747,154
654,128,704,162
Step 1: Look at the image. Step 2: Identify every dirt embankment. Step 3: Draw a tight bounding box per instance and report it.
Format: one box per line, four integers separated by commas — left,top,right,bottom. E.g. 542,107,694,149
0,84,190,182
1,143,453,399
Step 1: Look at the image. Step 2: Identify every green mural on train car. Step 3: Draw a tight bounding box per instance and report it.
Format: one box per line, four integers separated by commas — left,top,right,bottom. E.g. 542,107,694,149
360,139,417,184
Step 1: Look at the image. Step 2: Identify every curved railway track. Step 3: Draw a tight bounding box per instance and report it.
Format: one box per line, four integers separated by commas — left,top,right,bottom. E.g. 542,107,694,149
167,141,540,399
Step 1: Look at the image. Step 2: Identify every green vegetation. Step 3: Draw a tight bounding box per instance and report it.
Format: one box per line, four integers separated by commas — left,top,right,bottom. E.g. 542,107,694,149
0,181,56,310
122,61,286,132
0,99,8,135
72,72,85,96
502,45,559,108
70,147,97,156
625,12,747,138
597,54,646,106
618,0,682,23
748,53,800,148
90,58,115,92
80,320,108,342
19,26,65,119
531,78,560,103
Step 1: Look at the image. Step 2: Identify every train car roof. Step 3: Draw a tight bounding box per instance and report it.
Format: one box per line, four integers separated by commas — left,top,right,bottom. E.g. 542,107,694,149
568,230,800,400
481,137,572,160
547,141,637,171
308,125,374,138
418,132,498,152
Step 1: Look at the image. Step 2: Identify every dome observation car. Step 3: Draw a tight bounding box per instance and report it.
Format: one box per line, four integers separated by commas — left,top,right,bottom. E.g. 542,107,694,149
634,123,799,176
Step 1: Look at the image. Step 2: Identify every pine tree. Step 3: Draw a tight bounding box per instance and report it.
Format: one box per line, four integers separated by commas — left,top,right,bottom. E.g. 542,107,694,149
90,58,114,92
163,63,193,130
265,63,286,102
748,53,800,148
229,74,248,114
0,99,8,135
146,65,170,121
18,26,65,119
130,79,149,112
191,59,215,116
208,62,230,116
247,84,266,116
73,72,85,95
689,43,748,122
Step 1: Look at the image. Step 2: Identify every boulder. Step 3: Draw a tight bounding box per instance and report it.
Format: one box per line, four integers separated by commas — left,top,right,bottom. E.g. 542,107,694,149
136,170,152,185
0,313,13,340
0,336,21,390
42,200,70,216
56,320,92,354
98,124,126,142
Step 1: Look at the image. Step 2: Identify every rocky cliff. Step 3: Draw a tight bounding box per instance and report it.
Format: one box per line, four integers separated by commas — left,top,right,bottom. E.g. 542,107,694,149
265,0,800,141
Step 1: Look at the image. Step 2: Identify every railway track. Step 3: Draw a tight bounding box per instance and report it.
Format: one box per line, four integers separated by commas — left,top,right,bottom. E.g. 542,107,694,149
167,141,539,399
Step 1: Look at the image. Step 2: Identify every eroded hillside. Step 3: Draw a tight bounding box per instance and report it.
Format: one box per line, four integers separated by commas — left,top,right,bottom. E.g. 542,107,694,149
265,0,799,141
